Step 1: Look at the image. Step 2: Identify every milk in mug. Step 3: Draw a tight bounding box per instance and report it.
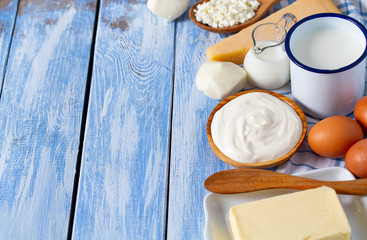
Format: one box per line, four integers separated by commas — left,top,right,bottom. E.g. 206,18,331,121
292,28,365,70
285,13,367,118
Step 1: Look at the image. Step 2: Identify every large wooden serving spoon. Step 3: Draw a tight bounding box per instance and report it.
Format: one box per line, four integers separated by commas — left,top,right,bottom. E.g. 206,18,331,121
189,0,282,33
205,168,367,195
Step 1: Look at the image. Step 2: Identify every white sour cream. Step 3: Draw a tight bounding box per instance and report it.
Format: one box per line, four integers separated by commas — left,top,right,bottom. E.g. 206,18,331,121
211,92,302,163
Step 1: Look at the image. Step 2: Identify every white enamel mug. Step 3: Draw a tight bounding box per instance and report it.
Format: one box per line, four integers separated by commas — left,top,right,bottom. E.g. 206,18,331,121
285,13,367,118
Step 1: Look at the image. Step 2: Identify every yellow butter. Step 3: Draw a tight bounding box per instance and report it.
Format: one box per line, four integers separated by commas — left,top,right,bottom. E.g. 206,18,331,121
206,0,340,65
229,186,351,240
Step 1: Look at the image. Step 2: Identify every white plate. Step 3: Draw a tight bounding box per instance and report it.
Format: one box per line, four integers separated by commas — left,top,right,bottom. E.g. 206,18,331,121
204,167,367,240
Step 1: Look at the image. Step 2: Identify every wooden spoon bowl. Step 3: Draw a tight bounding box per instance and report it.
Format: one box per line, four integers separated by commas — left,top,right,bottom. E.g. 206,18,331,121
205,168,367,195
207,90,307,169
189,0,282,34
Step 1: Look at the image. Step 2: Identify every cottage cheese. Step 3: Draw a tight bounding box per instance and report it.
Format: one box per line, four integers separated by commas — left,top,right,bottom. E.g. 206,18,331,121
194,0,260,28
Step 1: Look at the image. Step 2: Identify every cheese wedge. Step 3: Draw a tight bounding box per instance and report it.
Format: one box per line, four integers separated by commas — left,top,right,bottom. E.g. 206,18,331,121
206,0,341,65
228,186,351,240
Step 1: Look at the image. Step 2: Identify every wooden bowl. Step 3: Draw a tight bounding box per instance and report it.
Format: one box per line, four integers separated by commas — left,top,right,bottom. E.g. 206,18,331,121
207,90,307,169
189,0,281,34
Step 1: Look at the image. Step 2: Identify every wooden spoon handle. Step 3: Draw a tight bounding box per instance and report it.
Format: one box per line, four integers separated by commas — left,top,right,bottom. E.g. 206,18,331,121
205,168,367,195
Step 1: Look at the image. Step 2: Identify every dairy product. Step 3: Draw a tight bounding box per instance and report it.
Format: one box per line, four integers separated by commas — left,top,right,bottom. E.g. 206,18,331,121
147,0,190,22
291,28,365,70
194,0,260,28
244,41,290,89
196,61,248,100
211,92,302,163
229,186,351,240
206,0,341,65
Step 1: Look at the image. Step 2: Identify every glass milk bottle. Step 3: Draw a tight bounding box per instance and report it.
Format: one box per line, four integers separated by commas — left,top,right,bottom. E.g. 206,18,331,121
244,14,296,89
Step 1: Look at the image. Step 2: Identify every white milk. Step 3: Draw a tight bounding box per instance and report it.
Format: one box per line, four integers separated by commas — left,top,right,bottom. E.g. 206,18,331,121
292,28,364,70
243,41,290,89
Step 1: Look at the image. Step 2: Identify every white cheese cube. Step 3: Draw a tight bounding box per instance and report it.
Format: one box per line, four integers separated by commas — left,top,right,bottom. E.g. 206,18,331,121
147,0,189,22
196,61,248,100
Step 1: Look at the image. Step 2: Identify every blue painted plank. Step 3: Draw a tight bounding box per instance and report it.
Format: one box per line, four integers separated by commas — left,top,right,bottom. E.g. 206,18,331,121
0,1,96,239
72,0,175,239
0,0,18,92
166,2,230,239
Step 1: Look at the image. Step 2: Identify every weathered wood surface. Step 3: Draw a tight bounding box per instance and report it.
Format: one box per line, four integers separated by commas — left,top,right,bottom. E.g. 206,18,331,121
166,9,229,240
0,0,96,238
0,0,366,239
72,0,175,239
0,0,18,90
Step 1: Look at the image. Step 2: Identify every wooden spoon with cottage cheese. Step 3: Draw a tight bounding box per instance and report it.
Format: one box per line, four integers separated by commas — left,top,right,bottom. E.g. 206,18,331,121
189,0,281,33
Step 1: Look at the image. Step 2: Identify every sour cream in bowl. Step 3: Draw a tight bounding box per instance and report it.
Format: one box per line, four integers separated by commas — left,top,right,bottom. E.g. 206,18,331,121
207,90,307,168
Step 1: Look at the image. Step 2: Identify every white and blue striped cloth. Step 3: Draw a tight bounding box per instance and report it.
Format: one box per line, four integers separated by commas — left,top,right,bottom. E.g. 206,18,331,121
266,0,367,174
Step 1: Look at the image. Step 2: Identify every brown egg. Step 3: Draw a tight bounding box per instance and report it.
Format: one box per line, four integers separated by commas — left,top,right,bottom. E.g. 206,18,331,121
345,139,367,178
354,96,367,134
308,116,363,158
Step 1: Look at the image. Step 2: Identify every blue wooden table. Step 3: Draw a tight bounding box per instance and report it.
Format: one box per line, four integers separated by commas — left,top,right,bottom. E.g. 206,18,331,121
0,0,366,239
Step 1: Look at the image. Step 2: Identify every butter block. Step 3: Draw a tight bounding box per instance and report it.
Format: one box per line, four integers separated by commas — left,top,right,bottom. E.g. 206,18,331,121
229,187,351,240
206,0,340,65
